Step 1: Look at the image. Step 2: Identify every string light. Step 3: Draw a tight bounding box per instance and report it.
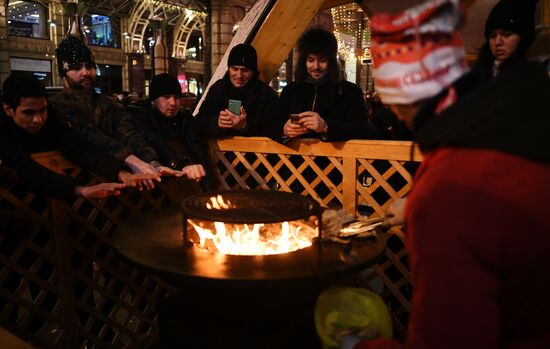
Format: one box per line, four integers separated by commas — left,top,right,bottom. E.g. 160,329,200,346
136,0,206,18
331,4,371,61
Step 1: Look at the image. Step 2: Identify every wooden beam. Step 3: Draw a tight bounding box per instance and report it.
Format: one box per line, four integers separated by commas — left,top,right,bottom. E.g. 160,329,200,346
251,0,326,82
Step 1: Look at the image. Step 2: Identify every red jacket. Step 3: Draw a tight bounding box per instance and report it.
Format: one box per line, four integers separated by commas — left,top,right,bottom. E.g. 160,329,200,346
356,147,550,349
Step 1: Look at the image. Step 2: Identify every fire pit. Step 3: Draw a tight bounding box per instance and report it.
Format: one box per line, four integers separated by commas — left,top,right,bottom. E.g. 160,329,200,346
113,190,387,349
181,190,322,256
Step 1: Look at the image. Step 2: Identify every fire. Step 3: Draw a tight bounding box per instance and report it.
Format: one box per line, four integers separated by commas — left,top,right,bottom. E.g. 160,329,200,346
206,195,233,209
188,220,317,256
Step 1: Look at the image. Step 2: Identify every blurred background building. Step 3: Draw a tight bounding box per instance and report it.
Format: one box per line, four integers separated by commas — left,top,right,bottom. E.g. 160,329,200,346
0,0,548,98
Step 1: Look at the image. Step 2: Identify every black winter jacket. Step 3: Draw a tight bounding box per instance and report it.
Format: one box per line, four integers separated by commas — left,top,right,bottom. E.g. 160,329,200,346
272,80,376,142
196,74,279,138
50,88,159,162
128,100,218,190
1,108,126,182
0,122,76,202
414,61,550,164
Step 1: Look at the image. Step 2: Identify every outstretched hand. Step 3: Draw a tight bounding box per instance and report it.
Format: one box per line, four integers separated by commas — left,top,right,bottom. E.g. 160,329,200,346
75,182,126,199
118,171,160,191
155,166,185,177
124,155,161,189
181,164,206,182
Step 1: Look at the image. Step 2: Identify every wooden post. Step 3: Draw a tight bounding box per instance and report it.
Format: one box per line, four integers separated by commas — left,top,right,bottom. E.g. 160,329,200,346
50,200,79,348
342,157,357,215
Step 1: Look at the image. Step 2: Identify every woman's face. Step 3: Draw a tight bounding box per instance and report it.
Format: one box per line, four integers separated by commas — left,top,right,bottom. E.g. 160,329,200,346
489,29,521,62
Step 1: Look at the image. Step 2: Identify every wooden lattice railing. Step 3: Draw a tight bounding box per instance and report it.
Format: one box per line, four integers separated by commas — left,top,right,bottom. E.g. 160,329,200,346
0,152,182,348
210,137,421,216
0,138,422,347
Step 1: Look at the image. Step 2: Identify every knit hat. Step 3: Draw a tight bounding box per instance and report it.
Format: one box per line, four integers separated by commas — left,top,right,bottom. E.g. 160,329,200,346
371,0,468,105
484,0,538,44
55,35,95,77
149,73,182,101
297,28,338,59
227,44,258,72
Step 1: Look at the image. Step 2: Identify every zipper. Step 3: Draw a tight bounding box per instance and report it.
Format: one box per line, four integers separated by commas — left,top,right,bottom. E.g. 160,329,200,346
311,85,318,112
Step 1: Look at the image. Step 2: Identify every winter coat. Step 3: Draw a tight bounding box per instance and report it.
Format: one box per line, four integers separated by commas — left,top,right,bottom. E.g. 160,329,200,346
0,120,76,202
196,73,279,138
355,62,550,349
273,79,376,142
128,100,218,191
50,88,158,162
1,108,126,182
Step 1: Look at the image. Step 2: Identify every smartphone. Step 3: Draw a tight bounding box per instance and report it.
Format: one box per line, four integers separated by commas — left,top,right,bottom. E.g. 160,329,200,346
228,99,242,115
290,113,301,124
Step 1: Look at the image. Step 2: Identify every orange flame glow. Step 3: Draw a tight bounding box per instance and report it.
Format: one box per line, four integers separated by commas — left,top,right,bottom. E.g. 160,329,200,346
206,195,233,210
189,220,317,256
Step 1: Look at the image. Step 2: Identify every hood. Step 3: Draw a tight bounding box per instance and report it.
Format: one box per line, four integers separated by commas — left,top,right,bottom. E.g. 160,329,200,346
414,61,550,164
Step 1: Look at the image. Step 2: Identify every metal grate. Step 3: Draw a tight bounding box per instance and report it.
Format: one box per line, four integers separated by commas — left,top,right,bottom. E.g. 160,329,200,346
181,189,321,223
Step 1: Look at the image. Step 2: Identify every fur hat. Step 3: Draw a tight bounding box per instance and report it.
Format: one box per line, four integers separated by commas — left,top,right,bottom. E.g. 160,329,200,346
371,0,468,105
55,35,95,77
297,28,338,58
484,0,538,44
149,73,182,101
227,44,258,72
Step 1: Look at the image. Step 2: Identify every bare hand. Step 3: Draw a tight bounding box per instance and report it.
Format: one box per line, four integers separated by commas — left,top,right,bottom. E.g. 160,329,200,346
153,166,184,177
118,170,159,191
383,197,407,227
75,182,125,199
181,164,206,182
218,107,247,130
124,154,161,189
283,119,308,138
298,111,327,133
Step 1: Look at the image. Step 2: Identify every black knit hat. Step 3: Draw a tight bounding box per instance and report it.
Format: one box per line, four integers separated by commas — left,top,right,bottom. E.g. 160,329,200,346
484,0,538,44
227,44,258,72
149,73,182,101
297,28,338,58
55,35,96,77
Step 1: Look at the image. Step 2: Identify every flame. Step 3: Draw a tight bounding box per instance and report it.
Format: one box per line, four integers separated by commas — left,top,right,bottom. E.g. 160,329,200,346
189,220,317,256
206,195,233,210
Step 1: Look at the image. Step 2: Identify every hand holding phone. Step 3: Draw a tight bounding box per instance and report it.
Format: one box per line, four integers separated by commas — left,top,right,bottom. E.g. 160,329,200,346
228,99,242,115
290,113,302,124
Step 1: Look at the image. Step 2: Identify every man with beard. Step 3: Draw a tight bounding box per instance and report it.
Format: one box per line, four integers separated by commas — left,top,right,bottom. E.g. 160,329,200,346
196,43,279,138
50,36,178,189
273,28,376,142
